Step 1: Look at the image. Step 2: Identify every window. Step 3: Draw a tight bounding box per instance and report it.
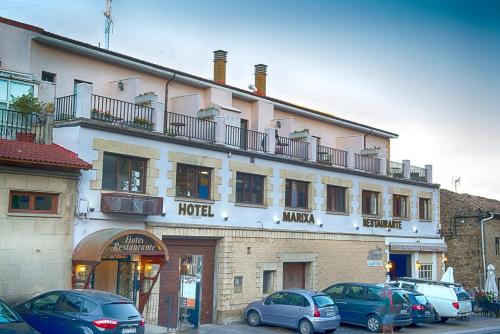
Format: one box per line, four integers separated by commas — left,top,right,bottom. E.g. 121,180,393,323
234,276,243,293
345,285,365,300
285,179,309,209
418,264,432,280
366,287,385,301
362,190,379,216
9,191,58,214
236,172,264,205
286,293,309,307
262,270,275,294
327,185,347,212
496,237,500,256
419,198,431,220
176,164,211,199
57,294,82,313
265,292,287,305
393,195,408,218
312,295,334,308
81,299,98,313
324,285,345,299
102,153,146,193
101,303,140,319
0,79,35,109
32,293,60,312
41,71,56,83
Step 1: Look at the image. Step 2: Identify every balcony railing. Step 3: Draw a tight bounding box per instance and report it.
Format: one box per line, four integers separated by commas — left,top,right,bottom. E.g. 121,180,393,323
389,161,404,179
354,154,381,174
55,94,76,121
100,192,163,215
165,111,215,142
317,145,347,167
275,135,309,160
0,109,43,143
91,94,154,130
410,165,427,182
225,125,267,152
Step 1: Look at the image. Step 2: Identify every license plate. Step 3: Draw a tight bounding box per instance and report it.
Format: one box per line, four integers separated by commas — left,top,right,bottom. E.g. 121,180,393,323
122,328,136,334
326,311,334,317
425,310,431,314
400,309,408,314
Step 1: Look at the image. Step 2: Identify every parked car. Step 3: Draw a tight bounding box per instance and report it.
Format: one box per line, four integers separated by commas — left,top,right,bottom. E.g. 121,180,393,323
15,290,145,334
322,283,412,333
0,299,40,334
245,289,341,334
404,290,435,325
391,278,472,322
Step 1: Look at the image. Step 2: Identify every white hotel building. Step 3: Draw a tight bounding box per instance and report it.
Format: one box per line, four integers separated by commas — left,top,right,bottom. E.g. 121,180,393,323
0,17,446,326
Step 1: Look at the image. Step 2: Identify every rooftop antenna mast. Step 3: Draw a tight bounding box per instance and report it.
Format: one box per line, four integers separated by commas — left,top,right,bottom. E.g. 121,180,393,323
452,176,461,193
104,0,113,50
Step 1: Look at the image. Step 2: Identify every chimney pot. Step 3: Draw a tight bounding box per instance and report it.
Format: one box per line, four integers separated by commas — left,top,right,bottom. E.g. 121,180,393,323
213,50,228,84
254,64,267,96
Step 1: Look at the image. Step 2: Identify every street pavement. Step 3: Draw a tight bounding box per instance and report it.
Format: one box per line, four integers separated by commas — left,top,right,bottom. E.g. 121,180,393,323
146,314,500,334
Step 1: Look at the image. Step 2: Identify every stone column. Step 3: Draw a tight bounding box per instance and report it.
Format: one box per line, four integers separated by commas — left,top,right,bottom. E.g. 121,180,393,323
265,128,277,153
42,112,54,144
425,164,433,183
378,152,387,176
347,148,356,169
306,136,317,162
150,101,165,133
402,160,411,179
75,83,92,119
214,116,226,145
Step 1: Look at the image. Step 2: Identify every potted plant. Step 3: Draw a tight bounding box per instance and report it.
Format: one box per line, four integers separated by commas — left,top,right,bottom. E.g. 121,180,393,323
135,91,158,106
91,109,113,122
133,117,154,128
44,102,55,114
10,93,42,142
289,129,310,140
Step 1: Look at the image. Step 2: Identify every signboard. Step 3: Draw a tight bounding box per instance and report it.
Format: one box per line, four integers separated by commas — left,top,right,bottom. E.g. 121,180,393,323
282,211,315,224
179,203,214,217
180,275,197,308
367,246,384,267
363,218,402,229
103,234,162,258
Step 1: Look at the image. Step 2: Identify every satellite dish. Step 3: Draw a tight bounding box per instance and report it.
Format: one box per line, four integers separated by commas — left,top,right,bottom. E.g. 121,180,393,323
248,84,257,92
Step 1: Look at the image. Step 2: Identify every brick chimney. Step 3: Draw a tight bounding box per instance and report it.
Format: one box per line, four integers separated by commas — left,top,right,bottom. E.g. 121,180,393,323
213,50,228,84
254,64,267,96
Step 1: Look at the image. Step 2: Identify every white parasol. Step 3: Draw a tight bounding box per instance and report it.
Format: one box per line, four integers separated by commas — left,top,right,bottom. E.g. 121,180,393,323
485,264,498,297
441,266,455,283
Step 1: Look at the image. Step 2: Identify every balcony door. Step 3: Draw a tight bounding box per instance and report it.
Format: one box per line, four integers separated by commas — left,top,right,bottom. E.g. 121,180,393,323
240,119,248,150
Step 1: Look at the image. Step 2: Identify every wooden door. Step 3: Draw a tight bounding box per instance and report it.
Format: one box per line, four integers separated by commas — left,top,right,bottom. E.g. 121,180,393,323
283,262,305,289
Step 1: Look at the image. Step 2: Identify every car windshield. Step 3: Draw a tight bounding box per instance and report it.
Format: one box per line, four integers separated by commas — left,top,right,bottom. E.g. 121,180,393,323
101,303,141,320
312,295,334,308
415,295,427,305
391,290,409,304
0,302,21,324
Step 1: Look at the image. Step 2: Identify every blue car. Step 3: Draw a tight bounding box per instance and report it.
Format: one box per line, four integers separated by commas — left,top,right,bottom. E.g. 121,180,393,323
0,299,39,334
245,289,341,334
405,291,435,325
15,290,145,334
322,283,412,333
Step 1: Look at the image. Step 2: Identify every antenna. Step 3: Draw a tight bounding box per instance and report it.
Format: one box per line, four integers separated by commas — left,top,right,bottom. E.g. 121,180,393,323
452,176,461,193
104,0,113,50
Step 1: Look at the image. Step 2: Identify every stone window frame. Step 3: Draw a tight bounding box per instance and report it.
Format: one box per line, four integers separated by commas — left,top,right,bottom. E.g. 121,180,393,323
321,176,353,215
256,262,279,298
417,191,433,222
167,151,222,202
91,138,160,196
279,170,317,211
228,161,273,208
358,182,384,217
389,187,412,220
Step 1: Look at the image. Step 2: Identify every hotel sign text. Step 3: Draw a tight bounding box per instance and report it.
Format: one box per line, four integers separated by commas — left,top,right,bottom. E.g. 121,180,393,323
178,202,214,217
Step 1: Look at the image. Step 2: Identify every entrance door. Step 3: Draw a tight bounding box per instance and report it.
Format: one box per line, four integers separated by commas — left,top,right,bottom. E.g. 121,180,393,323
389,254,412,280
283,263,305,289
117,261,138,302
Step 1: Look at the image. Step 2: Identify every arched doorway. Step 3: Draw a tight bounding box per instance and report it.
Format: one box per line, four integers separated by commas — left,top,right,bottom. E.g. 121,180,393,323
72,228,169,314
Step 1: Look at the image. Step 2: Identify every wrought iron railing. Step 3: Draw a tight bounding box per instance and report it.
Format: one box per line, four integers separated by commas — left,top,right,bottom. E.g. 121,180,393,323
165,112,215,142
389,161,404,179
410,165,427,182
354,154,381,173
91,94,154,130
225,125,267,152
275,135,309,160
0,109,43,143
317,145,347,167
55,94,76,120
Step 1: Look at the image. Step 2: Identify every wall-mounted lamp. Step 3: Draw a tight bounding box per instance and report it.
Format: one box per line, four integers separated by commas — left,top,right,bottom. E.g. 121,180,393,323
416,261,421,270
385,262,393,270
442,256,448,263
137,264,142,272
117,81,124,91
223,216,229,221
76,264,86,273
318,223,323,228
353,222,359,230
276,120,281,128
387,228,392,232
413,226,419,234
275,220,281,225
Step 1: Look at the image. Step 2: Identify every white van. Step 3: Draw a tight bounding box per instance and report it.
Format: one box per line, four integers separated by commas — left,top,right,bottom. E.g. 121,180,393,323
390,278,472,322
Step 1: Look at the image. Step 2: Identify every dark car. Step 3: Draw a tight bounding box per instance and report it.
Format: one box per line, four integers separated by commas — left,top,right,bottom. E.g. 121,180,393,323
15,290,144,334
322,283,412,333
405,291,435,325
0,299,39,334
245,289,341,334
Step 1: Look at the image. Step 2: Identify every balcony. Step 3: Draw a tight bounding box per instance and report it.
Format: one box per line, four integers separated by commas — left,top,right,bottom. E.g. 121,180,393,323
165,111,215,142
317,145,348,167
275,135,309,160
354,154,381,174
100,192,163,215
225,125,267,152
0,108,44,143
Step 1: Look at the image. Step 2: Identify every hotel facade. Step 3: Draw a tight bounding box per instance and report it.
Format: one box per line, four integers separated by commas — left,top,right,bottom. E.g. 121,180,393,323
0,17,446,327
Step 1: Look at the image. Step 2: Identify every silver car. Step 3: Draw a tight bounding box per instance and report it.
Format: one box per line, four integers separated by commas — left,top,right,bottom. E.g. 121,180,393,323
245,289,341,334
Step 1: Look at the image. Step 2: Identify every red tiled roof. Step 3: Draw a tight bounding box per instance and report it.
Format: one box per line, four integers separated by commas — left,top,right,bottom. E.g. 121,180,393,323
0,139,91,170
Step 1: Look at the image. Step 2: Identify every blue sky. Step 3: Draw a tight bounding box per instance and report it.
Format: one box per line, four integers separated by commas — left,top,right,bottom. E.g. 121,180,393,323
2,0,499,198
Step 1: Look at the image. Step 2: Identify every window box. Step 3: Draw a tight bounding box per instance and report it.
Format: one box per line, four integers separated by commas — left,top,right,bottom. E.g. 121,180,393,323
134,92,158,106
100,192,163,215
9,191,58,214
197,107,220,120
289,129,310,140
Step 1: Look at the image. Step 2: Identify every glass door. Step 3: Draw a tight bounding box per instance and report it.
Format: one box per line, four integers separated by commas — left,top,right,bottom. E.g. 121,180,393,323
240,119,248,150
116,260,139,303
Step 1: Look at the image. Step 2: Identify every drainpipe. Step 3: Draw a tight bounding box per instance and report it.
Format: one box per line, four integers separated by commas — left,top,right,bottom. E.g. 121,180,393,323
163,73,177,131
481,213,495,287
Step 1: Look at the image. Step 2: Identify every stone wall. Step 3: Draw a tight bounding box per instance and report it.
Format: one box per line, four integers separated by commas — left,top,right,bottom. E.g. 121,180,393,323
0,171,77,304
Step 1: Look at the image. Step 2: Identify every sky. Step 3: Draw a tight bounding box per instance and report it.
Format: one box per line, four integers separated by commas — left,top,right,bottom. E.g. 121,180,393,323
1,0,499,199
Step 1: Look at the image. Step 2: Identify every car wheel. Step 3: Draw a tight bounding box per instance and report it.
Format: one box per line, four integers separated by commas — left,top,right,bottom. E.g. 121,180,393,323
439,317,449,323
366,315,382,333
299,319,314,334
247,311,261,327
325,329,336,333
